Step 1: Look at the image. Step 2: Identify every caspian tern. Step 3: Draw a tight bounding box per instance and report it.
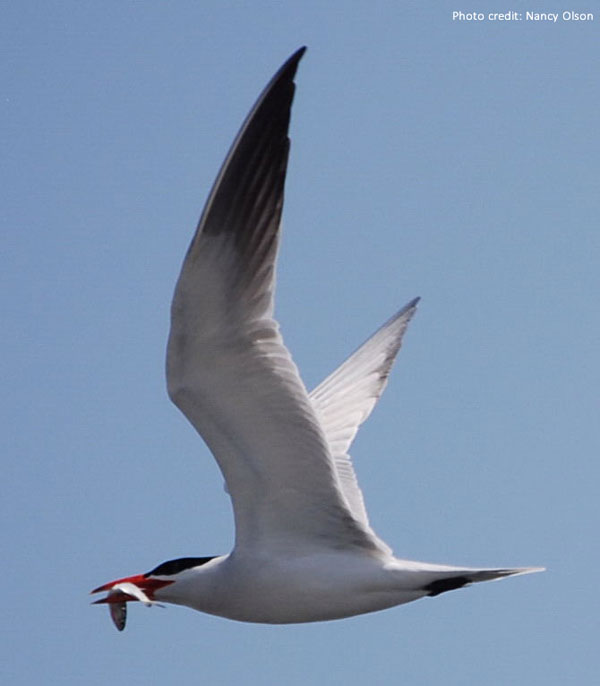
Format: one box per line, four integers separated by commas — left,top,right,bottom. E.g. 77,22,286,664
92,47,543,631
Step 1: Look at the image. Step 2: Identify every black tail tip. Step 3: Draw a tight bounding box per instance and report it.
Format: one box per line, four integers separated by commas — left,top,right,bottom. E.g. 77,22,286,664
423,576,471,597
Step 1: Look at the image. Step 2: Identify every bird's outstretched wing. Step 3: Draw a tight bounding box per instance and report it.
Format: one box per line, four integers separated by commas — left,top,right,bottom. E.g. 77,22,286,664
167,48,396,556
309,299,419,548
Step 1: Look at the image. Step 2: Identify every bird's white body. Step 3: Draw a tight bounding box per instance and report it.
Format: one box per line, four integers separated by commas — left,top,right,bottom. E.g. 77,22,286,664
92,48,542,630
155,552,490,624
158,552,411,624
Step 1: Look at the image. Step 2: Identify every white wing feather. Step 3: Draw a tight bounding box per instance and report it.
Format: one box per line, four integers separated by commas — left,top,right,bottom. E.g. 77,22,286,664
167,49,389,555
309,299,419,542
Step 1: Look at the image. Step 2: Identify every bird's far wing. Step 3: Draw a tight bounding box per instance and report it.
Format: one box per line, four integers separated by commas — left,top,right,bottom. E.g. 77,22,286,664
167,48,382,556
309,299,419,548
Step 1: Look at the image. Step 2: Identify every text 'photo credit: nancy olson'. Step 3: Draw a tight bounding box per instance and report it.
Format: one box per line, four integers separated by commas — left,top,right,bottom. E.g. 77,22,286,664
452,10,595,22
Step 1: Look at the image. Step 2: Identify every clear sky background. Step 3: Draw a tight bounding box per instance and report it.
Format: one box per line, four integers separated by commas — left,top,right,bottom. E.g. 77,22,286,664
2,2,598,684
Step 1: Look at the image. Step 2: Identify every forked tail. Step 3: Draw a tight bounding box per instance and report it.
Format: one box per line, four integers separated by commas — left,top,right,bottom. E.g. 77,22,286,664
421,566,544,597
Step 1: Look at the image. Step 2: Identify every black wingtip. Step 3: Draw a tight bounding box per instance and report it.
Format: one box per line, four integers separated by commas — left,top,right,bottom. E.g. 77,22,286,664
289,46,308,64
269,46,307,87
195,47,307,246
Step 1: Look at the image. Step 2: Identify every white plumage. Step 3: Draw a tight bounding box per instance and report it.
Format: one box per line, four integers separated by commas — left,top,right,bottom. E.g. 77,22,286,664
92,47,542,630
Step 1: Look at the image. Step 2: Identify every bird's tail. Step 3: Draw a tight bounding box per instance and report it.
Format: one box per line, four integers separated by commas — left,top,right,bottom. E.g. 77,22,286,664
418,565,544,597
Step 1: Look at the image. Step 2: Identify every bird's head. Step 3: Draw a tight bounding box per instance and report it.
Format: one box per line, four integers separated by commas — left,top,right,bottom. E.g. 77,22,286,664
91,556,217,630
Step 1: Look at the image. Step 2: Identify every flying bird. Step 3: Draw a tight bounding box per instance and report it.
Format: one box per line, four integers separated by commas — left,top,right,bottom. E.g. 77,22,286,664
92,47,542,630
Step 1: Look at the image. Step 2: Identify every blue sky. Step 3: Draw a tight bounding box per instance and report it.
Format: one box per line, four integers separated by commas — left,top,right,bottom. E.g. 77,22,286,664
2,2,598,684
